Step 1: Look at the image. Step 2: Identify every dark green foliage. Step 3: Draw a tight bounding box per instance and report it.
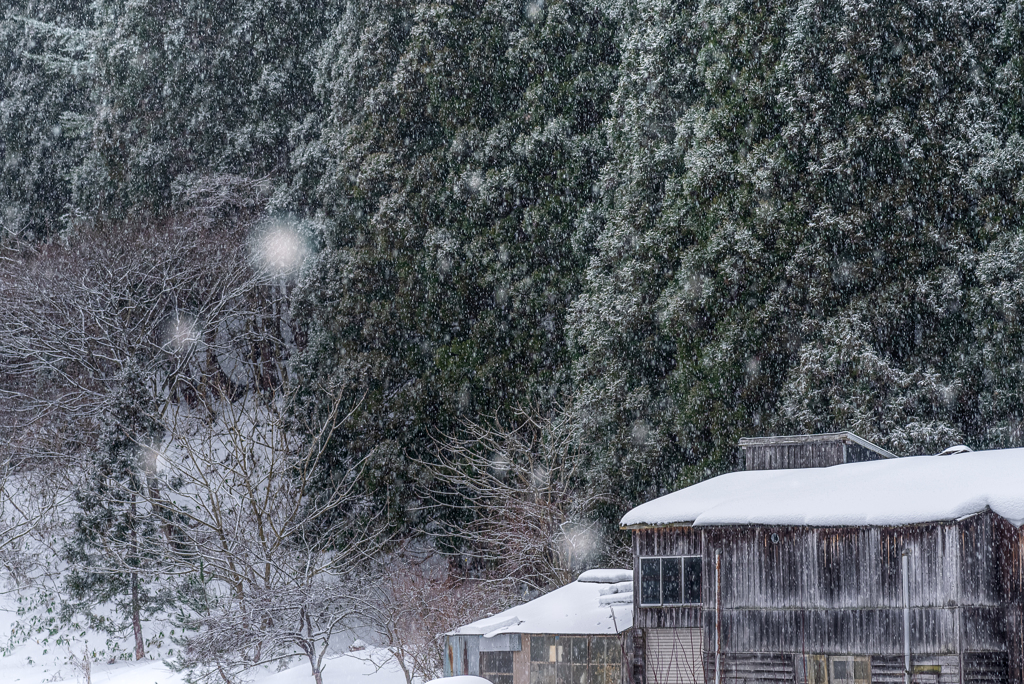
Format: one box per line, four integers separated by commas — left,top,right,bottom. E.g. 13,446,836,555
83,0,340,221
5,0,1024,556
293,0,618,525
572,0,1024,513
62,364,167,644
0,0,93,239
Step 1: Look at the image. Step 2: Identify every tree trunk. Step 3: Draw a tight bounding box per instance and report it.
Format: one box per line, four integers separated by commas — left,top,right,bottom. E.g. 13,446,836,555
131,571,145,660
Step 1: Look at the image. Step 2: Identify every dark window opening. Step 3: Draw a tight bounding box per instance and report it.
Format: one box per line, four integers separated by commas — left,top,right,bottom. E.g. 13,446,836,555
661,558,682,604
640,557,660,605
639,556,702,606
683,556,702,604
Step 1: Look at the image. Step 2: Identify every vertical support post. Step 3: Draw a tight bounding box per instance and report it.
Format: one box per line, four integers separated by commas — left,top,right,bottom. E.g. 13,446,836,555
903,550,911,684
715,550,722,684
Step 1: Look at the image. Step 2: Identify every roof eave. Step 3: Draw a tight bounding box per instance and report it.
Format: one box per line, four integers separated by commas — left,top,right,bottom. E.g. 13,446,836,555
620,521,694,531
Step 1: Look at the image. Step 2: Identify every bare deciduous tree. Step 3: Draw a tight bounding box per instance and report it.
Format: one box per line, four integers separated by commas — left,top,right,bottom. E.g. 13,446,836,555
359,552,512,684
156,384,383,684
0,221,293,464
0,457,69,588
420,405,606,593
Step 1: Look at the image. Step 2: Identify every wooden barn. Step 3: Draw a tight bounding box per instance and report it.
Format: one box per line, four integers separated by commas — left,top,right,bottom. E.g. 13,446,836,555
444,569,634,684
621,432,1024,684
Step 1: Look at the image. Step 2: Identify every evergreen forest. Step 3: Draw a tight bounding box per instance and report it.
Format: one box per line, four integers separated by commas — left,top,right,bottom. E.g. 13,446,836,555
2,0,1024,678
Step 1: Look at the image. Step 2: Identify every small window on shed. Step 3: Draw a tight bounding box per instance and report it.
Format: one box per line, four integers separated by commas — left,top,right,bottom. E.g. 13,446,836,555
798,655,870,684
639,556,701,605
830,656,870,684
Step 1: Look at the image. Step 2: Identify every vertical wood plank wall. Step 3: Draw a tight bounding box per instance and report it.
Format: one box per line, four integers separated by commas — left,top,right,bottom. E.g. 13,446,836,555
632,513,1020,684
742,442,847,470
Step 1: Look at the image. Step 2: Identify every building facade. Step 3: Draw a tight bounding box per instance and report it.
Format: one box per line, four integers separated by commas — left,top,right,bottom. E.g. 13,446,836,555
622,433,1024,684
445,569,634,684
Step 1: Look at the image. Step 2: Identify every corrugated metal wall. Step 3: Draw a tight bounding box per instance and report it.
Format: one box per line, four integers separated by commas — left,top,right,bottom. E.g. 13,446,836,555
645,629,703,684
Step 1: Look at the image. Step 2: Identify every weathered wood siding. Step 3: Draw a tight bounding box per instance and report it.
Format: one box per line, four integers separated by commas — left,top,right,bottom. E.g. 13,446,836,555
633,512,1022,683
739,434,890,470
634,526,704,630
514,636,530,684
741,441,847,471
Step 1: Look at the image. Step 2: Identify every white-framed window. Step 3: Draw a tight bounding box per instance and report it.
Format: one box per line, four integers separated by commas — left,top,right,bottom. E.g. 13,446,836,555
639,556,702,606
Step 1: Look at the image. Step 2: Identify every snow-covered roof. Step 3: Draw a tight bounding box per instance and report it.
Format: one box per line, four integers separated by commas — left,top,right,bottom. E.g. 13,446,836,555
621,448,1024,529
451,570,633,637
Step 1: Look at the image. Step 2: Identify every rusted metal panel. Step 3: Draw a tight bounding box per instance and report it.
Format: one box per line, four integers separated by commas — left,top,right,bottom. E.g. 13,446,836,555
445,635,481,676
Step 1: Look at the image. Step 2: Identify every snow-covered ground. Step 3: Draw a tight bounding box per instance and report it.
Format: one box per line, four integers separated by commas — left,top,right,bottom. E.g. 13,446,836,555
1,593,409,684
5,652,408,684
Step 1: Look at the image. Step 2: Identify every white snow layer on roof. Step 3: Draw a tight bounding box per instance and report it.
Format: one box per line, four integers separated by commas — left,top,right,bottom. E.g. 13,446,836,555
620,448,1024,528
577,569,632,583
453,571,633,637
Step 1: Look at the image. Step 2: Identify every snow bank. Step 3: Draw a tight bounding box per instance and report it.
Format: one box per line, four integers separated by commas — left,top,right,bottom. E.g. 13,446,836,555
424,677,493,684
621,448,1024,528
5,648,408,684
451,570,633,637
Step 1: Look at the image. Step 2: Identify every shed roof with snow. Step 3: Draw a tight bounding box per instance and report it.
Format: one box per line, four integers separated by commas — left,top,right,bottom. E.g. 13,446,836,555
621,446,1024,529
450,569,634,637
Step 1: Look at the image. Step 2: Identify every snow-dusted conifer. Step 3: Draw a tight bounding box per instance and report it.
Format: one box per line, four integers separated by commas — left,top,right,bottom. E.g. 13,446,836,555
62,362,166,661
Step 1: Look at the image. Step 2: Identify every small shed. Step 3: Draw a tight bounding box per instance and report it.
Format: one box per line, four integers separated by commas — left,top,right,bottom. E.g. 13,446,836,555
444,569,634,684
621,433,1024,684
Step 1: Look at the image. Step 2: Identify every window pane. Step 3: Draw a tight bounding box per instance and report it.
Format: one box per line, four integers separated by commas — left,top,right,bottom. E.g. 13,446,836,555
604,639,620,665
591,637,619,665
532,663,557,684
810,657,828,684
640,558,661,605
492,676,513,684
481,651,513,675
683,556,702,604
569,637,588,663
592,664,618,684
832,659,851,681
590,638,606,664
532,637,555,662
572,664,589,684
661,558,682,604
556,662,571,684
853,658,871,682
